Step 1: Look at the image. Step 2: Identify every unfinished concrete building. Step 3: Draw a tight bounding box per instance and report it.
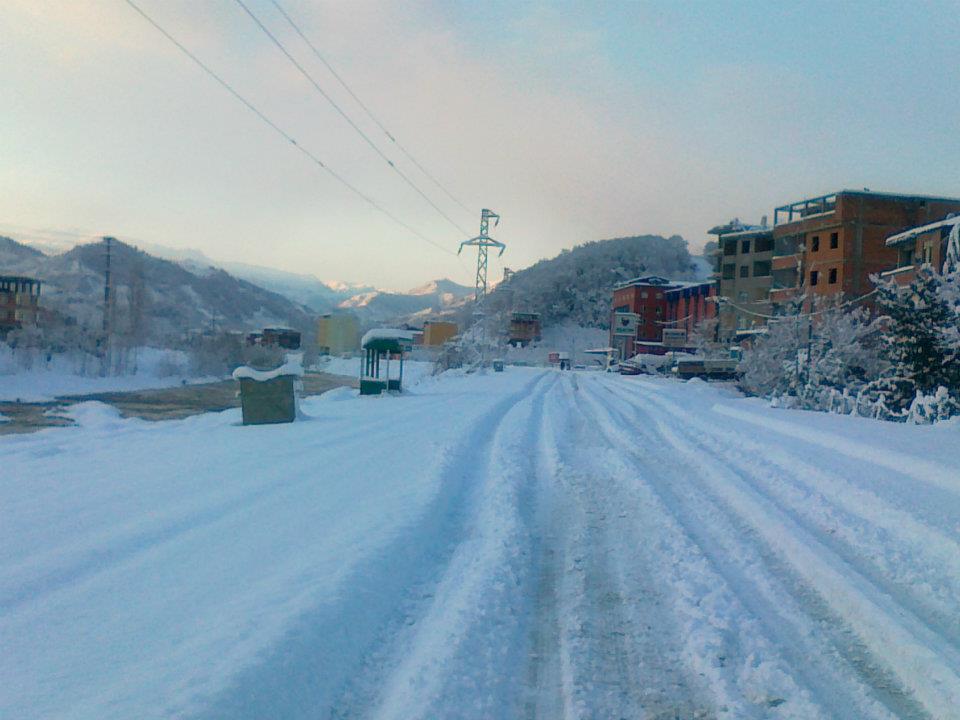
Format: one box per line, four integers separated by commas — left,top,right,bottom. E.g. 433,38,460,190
770,190,960,312
709,220,773,340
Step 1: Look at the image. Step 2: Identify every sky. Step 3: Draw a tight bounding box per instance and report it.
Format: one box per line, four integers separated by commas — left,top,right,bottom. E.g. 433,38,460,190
2,0,959,291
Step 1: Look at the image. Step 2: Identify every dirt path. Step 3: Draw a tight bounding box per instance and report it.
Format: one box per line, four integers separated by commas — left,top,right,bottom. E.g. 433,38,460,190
0,373,356,434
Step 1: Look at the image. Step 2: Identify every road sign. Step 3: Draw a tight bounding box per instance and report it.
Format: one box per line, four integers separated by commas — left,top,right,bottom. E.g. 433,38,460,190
613,312,640,336
662,328,687,348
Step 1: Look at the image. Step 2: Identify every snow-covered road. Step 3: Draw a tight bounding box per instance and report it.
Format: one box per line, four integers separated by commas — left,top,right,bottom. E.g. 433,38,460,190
3,369,960,719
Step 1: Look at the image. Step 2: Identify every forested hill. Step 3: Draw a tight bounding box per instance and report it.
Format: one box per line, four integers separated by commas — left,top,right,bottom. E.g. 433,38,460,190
482,234,700,328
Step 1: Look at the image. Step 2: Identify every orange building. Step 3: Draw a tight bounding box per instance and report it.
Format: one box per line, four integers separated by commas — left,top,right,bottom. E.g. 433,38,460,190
421,320,458,346
770,190,960,311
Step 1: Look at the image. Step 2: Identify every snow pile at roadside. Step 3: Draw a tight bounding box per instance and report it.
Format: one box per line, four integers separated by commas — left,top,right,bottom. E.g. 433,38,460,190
0,347,209,402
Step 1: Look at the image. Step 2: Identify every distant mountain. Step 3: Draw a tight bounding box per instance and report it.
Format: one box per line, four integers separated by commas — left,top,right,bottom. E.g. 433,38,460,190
479,234,700,329
336,278,473,324
8,233,470,326
0,236,314,341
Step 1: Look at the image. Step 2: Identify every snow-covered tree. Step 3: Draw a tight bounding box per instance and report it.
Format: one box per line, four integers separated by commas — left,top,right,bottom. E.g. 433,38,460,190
865,265,960,418
739,296,886,413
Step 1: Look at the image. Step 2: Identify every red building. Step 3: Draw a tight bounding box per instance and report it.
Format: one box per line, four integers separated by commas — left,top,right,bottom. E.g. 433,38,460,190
0,275,41,337
610,276,716,359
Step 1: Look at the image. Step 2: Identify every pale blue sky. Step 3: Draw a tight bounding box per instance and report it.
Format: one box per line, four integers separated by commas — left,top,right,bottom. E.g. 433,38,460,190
1,0,958,289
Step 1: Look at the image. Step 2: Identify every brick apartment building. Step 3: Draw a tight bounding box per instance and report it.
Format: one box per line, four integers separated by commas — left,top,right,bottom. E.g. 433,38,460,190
882,214,960,285
610,276,715,359
769,190,960,312
0,275,41,337
709,220,773,340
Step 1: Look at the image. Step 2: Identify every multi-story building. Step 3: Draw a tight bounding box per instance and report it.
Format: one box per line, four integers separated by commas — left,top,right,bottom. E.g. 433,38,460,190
508,312,541,347
664,281,717,340
770,190,960,312
882,214,960,285
610,276,715,358
708,220,773,339
317,313,359,355
0,275,41,337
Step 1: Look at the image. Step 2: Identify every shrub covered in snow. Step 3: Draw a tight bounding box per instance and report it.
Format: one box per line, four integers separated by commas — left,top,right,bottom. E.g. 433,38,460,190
739,296,888,417
740,260,960,423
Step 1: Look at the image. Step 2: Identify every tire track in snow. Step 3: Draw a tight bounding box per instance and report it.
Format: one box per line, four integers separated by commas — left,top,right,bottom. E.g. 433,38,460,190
535,376,719,719
712,405,960,497
588,375,955,719
183,371,555,720
620,383,960,650
346,372,558,720
578,375,907,719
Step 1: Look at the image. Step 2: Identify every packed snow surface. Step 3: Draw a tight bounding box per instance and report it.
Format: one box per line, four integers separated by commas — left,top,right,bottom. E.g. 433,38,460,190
3,370,960,718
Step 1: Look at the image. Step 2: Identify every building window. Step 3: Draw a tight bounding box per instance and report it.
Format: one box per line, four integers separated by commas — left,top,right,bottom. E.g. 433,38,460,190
741,239,751,254
755,236,773,253
752,260,771,277
655,307,662,317
614,305,629,313
924,244,933,264
723,242,737,256
641,291,648,298
656,293,664,299
738,291,749,301
739,265,749,278
830,232,838,249
810,270,819,286
811,235,820,251
828,268,837,284
722,264,735,280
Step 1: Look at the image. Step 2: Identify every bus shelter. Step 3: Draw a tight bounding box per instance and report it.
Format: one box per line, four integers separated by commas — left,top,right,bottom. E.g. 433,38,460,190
360,329,414,395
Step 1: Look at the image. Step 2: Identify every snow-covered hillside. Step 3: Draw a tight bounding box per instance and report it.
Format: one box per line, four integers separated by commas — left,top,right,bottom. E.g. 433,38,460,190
0,236,314,338
4,370,960,718
480,233,701,329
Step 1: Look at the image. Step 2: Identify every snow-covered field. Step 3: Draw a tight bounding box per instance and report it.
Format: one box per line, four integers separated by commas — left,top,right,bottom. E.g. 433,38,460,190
3,370,960,718
0,347,204,402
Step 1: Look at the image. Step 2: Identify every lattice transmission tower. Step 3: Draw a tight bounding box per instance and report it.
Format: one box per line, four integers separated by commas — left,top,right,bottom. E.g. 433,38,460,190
458,208,505,304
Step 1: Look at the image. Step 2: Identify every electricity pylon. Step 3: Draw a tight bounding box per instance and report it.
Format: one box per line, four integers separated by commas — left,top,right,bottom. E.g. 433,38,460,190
458,209,505,304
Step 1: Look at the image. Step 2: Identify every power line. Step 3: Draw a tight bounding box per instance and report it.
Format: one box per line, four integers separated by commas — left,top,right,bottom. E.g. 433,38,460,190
123,0,455,256
267,0,473,217
233,0,473,238
715,288,879,320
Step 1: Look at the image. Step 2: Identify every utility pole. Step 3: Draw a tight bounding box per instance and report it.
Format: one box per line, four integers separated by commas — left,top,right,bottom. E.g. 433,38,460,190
101,236,114,375
102,236,113,335
459,209,506,368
